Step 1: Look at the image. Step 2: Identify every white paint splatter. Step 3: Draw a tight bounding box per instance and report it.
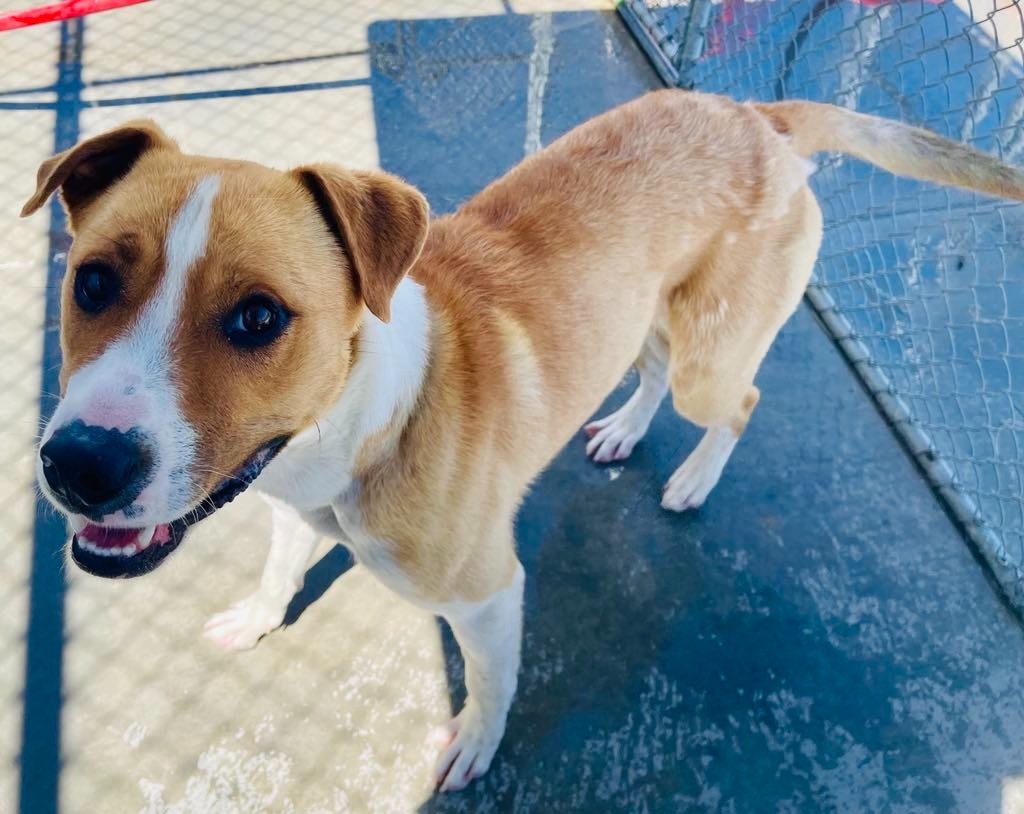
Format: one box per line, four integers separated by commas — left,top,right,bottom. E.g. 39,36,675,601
122,722,147,749
835,7,893,111
524,13,554,156
960,48,1020,145
253,715,275,745
139,745,295,814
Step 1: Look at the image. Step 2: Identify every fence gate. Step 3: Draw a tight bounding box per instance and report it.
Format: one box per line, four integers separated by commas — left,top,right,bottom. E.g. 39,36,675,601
621,0,1024,614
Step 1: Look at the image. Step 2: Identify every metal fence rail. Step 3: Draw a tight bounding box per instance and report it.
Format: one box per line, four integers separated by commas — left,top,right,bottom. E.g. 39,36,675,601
621,0,1024,612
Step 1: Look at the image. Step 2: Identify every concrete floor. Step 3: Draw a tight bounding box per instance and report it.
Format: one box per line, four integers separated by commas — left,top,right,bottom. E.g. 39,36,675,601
3,3,1024,813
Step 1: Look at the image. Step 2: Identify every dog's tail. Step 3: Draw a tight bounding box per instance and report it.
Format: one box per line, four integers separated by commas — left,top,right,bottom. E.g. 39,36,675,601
752,100,1024,202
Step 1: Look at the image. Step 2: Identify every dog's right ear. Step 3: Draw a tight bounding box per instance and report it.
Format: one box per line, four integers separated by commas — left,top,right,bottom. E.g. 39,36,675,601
21,119,178,227
293,164,429,323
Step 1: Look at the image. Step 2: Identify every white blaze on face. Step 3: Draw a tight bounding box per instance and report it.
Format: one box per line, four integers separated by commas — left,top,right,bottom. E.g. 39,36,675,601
146,174,221,344
39,174,221,526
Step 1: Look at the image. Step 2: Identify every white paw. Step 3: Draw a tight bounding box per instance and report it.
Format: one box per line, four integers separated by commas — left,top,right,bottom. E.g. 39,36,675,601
659,458,716,509
661,428,737,512
429,702,504,792
202,595,286,651
661,452,725,512
584,407,649,463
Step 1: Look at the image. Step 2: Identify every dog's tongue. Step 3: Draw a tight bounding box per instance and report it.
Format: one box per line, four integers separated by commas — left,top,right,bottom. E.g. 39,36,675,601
78,523,172,553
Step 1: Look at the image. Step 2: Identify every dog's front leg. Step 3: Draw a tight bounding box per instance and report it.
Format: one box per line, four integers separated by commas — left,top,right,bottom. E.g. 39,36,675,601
203,495,319,650
431,562,525,792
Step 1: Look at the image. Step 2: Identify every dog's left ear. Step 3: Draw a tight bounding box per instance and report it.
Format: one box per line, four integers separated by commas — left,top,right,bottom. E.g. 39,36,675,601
293,164,429,323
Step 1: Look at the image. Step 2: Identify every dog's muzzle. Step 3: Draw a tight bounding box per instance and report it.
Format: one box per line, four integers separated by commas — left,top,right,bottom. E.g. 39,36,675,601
61,436,290,579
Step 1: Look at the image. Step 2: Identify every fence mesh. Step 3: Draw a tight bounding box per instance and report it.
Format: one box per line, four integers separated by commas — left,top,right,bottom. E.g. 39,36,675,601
5,0,1024,809
623,0,1024,611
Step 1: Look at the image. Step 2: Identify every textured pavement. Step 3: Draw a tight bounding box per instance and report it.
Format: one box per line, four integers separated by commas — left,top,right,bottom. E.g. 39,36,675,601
2,3,1024,813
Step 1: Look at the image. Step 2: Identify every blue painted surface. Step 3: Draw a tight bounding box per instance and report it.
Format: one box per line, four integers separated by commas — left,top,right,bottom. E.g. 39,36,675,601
368,12,1024,811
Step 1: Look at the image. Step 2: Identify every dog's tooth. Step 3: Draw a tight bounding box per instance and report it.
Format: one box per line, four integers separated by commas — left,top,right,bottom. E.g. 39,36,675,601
137,526,156,551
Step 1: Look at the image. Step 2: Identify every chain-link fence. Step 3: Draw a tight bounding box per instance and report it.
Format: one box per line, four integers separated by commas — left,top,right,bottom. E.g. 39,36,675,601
623,0,1024,612
6,0,1024,809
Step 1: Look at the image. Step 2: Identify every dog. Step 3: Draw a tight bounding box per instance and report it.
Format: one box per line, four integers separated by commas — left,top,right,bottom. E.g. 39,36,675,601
24,89,1024,791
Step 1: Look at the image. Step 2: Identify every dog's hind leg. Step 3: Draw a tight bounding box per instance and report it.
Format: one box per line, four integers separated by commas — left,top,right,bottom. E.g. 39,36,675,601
203,495,320,650
584,330,669,462
660,383,759,512
660,188,822,511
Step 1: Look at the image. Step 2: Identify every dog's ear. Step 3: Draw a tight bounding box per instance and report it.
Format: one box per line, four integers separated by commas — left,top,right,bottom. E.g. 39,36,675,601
21,119,178,226
293,164,429,323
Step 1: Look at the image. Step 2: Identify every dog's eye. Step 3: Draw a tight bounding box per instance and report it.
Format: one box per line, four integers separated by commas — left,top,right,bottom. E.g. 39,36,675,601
73,262,120,314
223,295,289,349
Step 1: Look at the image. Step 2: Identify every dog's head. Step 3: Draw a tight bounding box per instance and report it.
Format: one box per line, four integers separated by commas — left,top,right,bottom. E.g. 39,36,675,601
24,120,428,578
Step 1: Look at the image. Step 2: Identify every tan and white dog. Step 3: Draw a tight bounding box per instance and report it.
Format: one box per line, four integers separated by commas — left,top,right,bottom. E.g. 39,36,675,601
24,90,1024,790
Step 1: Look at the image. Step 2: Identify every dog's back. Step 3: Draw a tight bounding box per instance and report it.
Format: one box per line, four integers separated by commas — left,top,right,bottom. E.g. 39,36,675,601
402,89,1024,518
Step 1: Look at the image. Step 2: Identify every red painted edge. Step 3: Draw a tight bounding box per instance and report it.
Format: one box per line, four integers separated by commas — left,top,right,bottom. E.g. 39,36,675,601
0,0,152,32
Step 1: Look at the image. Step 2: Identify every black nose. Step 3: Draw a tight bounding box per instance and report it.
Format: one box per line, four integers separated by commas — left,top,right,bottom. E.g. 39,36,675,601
40,421,152,517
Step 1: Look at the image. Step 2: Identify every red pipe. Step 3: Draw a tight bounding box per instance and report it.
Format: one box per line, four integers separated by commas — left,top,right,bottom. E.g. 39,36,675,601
0,0,151,32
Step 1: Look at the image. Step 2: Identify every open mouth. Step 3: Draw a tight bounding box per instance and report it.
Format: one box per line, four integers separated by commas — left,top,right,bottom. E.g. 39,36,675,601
69,436,289,579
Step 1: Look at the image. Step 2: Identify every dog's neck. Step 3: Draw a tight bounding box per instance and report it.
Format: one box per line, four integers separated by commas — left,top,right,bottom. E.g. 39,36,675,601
339,277,431,452
256,277,431,510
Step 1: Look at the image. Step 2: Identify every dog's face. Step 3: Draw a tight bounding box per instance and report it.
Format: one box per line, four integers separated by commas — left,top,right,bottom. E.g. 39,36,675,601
24,121,428,578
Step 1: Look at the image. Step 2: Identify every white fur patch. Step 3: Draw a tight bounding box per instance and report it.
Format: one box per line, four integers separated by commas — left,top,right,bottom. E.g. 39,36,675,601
353,279,431,440
256,277,431,512
142,173,220,345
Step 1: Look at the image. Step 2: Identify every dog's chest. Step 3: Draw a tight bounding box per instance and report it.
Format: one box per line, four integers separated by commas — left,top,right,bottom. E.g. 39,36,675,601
259,445,419,601
255,425,357,510
330,488,421,598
